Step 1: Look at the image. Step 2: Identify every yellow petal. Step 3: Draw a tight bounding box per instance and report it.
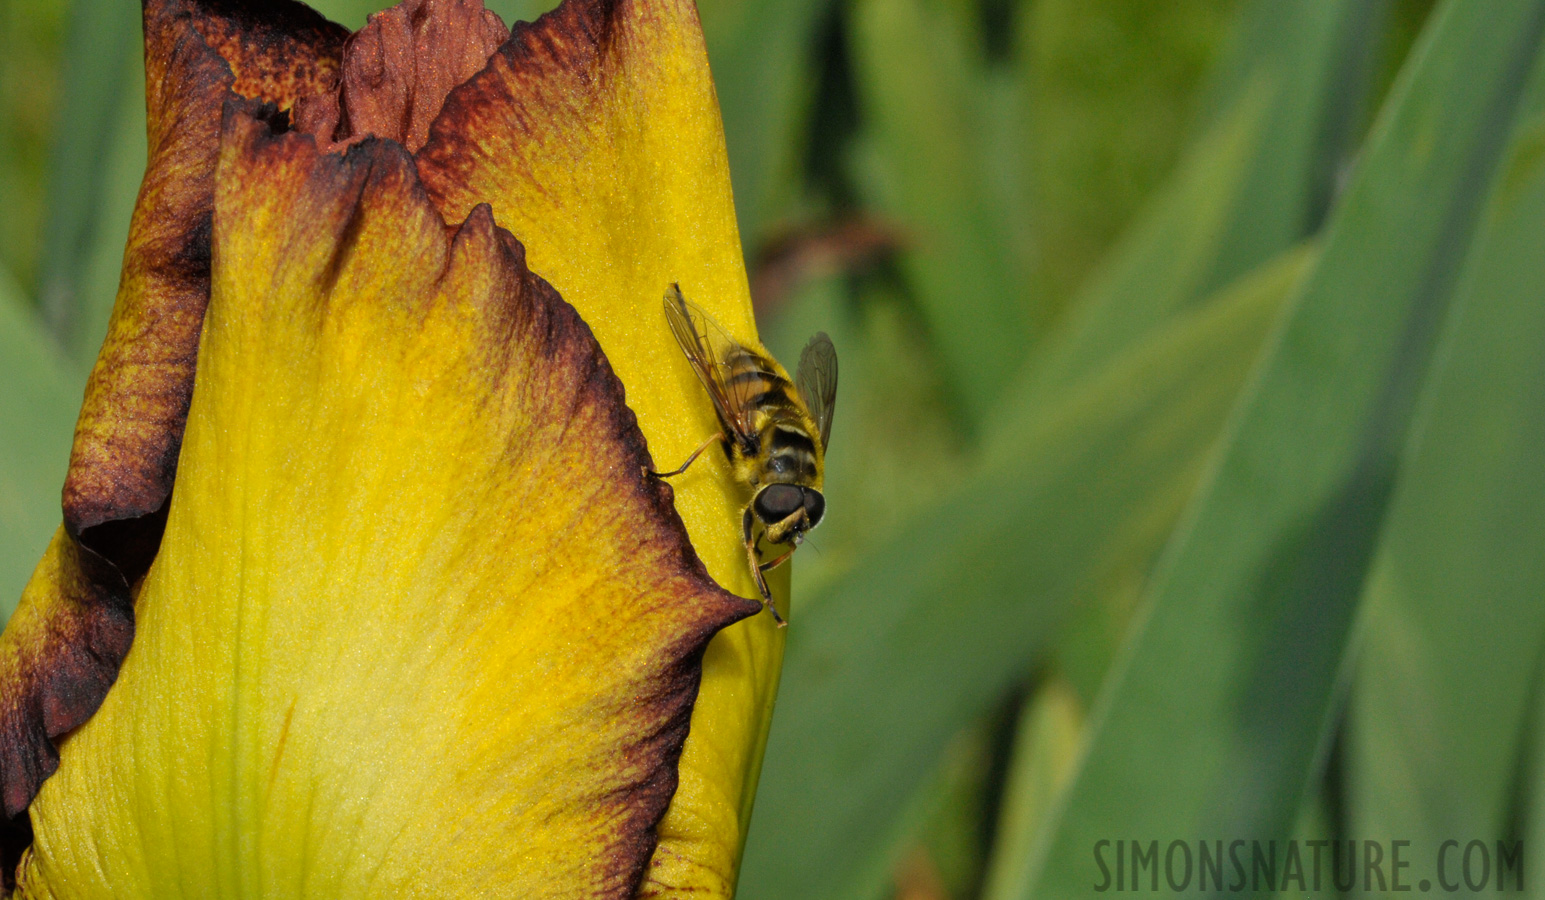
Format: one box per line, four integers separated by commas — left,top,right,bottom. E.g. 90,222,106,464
17,102,755,897
417,1,783,891
0,0,347,833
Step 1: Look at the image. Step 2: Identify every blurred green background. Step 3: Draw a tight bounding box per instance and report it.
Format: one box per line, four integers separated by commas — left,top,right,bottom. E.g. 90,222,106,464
5,0,1545,897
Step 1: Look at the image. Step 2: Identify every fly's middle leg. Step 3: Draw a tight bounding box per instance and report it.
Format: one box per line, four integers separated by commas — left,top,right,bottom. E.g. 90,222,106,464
646,432,723,479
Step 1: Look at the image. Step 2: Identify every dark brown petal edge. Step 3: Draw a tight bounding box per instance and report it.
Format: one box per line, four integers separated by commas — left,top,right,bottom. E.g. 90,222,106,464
0,530,131,887
1,0,346,873
415,0,634,213
293,0,509,153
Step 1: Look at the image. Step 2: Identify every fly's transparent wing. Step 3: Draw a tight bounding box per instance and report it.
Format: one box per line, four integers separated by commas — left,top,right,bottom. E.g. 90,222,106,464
663,284,759,444
795,332,838,449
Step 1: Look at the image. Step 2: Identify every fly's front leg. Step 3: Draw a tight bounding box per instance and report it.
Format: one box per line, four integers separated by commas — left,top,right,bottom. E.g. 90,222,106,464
758,548,795,574
744,507,787,627
646,432,723,479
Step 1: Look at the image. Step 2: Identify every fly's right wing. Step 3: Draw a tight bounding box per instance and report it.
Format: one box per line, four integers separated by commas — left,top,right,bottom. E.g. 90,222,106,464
795,332,838,450
663,284,759,448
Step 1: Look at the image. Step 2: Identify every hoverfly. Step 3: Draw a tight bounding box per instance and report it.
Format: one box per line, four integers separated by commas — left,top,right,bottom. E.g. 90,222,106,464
652,284,837,627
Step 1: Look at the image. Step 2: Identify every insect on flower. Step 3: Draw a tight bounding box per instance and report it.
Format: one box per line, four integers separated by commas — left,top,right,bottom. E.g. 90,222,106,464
653,283,838,627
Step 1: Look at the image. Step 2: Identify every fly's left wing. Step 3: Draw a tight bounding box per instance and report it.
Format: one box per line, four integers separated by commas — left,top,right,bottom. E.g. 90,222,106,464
663,284,759,449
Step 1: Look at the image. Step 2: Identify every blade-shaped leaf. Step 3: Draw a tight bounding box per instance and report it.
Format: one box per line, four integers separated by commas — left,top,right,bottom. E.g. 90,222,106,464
995,80,1269,426
301,0,383,26
0,270,79,620
738,244,1314,900
1017,0,1381,403
1015,0,1237,316
980,679,1085,900
35,0,140,347
1528,670,1545,900
742,11,1354,885
1194,0,1389,295
0,0,66,294
847,0,1032,425
1029,0,1395,723
304,1,563,30
699,0,834,248
1022,4,1545,896
1346,46,1545,858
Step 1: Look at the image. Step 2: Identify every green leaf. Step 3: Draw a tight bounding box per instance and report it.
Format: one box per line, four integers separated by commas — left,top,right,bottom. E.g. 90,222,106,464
35,0,140,347
65,52,146,367
0,268,79,621
304,2,561,31
980,679,1085,900
1017,0,1381,403
299,0,378,27
1006,0,1389,706
698,0,834,248
1346,48,1545,858
1017,0,1238,316
0,0,68,295
1194,0,1390,294
1019,0,1394,719
1528,674,1545,900
738,243,1314,900
1021,4,1545,896
1005,79,1270,403
910,718,1000,900
847,0,1033,427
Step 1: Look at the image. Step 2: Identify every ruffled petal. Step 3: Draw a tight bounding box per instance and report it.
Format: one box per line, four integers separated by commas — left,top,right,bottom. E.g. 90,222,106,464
18,102,756,897
293,0,510,153
66,0,347,548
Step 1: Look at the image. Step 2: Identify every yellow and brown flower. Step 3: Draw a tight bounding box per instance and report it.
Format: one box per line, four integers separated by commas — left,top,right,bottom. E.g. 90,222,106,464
0,0,785,894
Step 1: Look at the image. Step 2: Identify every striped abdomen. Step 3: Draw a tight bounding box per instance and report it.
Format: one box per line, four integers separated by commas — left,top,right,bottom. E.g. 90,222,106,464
721,346,823,487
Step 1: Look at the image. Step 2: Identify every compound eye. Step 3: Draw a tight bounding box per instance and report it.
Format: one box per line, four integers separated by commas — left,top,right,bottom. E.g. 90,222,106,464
753,484,803,523
802,489,826,527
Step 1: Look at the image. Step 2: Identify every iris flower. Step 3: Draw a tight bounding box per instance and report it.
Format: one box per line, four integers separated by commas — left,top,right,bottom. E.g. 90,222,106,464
0,0,787,894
